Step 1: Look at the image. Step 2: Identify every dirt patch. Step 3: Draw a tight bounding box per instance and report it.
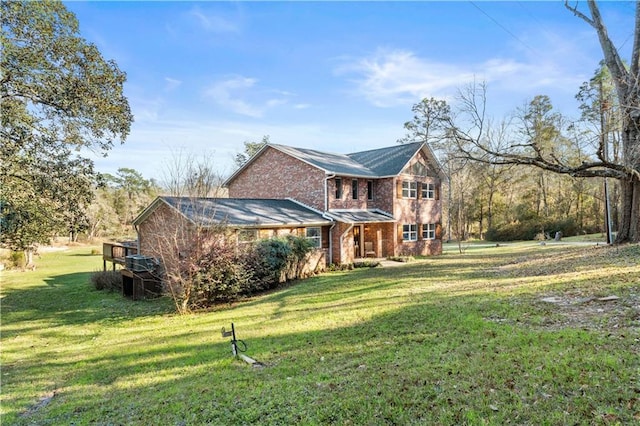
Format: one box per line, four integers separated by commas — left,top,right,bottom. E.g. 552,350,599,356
20,390,58,418
530,290,640,331
484,289,640,332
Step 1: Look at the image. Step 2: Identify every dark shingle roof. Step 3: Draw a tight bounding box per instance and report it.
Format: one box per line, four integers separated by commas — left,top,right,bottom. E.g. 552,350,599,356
267,142,430,178
224,141,446,187
346,142,425,176
270,144,376,177
158,197,331,228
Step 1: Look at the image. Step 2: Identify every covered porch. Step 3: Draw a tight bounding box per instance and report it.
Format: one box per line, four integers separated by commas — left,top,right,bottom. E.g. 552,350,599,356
326,209,396,264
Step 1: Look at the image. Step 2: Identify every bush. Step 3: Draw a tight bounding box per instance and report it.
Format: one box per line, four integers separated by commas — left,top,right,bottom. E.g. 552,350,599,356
353,260,381,268
186,241,253,307
91,270,122,292
486,217,580,242
248,235,315,291
8,251,25,269
328,263,354,271
163,233,319,311
248,237,293,290
387,256,414,263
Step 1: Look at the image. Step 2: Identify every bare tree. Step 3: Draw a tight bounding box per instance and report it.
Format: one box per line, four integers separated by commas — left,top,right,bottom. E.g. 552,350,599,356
161,148,225,198
451,2,640,245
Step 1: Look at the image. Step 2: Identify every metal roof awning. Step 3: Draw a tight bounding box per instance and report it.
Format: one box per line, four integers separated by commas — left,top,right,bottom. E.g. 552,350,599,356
325,209,396,224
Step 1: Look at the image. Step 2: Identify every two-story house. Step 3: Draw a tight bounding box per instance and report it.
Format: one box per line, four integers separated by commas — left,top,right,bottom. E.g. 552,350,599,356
133,141,445,267
224,141,446,264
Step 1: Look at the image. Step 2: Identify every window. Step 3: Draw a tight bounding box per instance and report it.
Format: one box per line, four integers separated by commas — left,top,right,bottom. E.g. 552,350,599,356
402,181,417,198
367,181,374,200
422,223,436,240
335,178,343,199
402,224,417,242
352,179,358,199
306,227,321,248
421,183,435,199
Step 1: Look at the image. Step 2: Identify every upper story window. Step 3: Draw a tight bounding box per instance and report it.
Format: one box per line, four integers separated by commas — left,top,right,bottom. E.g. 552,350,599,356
421,183,435,199
422,223,436,240
367,181,373,200
402,181,417,198
352,179,358,199
306,227,321,248
402,224,417,242
335,178,343,199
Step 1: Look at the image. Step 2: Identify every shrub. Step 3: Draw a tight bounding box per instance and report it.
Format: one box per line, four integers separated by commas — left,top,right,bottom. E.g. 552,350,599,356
486,217,580,242
188,244,253,307
91,270,122,292
8,251,25,269
387,256,414,263
353,260,381,268
248,235,315,291
328,263,354,271
249,237,293,290
166,234,318,311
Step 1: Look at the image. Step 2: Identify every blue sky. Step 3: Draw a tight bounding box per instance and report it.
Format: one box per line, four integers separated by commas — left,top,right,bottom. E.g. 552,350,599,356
66,1,635,182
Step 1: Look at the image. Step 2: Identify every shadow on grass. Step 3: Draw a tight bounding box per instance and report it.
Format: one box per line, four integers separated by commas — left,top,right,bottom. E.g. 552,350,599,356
1,271,173,334
4,244,638,425
6,279,639,426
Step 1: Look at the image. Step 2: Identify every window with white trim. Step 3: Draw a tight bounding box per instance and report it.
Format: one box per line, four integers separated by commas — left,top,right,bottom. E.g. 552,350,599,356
421,183,435,199
402,224,417,242
402,181,417,198
422,223,436,240
306,227,321,248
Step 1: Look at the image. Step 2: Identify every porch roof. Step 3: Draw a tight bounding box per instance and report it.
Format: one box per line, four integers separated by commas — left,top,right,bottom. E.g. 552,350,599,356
325,209,396,224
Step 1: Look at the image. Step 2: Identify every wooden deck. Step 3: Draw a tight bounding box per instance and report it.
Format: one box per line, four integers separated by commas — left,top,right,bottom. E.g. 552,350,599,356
102,241,138,271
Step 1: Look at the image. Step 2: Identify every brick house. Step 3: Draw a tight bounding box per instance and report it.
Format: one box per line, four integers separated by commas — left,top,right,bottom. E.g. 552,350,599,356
224,142,446,264
134,141,445,267
133,196,332,275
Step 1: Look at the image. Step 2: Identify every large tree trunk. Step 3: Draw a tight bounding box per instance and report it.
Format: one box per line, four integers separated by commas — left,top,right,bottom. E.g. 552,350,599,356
24,248,35,270
615,176,640,243
578,0,640,243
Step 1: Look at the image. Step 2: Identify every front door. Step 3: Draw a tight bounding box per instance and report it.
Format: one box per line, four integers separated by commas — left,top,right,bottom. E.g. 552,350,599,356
353,226,361,258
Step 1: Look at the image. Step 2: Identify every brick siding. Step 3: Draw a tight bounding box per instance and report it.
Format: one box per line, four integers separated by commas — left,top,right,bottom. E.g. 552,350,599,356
228,147,326,211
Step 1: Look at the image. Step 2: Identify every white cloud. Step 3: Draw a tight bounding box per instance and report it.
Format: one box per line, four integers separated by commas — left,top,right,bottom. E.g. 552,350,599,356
335,42,594,111
188,6,240,33
336,49,479,107
204,76,263,117
129,96,164,122
203,76,301,118
164,77,182,91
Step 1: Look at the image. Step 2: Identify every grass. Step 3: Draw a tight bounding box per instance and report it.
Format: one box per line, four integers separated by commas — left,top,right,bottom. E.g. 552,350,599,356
1,242,639,425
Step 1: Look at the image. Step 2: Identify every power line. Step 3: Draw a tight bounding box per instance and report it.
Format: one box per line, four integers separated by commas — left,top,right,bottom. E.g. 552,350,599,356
469,1,538,55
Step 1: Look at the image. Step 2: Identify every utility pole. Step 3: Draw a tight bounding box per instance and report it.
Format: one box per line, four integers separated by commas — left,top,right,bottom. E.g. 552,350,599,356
600,79,613,245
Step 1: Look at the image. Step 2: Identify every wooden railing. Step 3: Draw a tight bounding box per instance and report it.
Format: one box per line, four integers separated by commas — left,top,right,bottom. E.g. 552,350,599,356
103,241,138,271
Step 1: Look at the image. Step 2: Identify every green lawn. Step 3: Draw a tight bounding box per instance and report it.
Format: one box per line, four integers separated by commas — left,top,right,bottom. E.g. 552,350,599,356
1,243,639,425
